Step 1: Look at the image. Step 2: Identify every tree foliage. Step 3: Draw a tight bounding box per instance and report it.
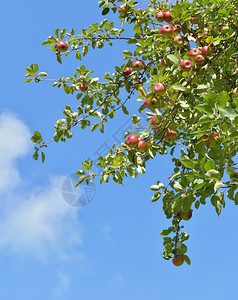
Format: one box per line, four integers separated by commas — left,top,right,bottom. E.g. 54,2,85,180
26,0,238,266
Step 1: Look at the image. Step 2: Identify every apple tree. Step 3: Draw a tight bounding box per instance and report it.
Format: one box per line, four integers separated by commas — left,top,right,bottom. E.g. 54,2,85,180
26,0,238,266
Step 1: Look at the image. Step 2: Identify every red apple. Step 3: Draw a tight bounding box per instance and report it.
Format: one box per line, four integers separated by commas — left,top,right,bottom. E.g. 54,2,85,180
189,48,202,59
164,130,177,142
195,54,205,65
144,98,158,111
201,46,212,56
118,4,127,15
164,11,173,23
156,11,165,22
136,8,144,12
160,25,173,37
132,60,143,71
172,25,181,34
180,209,192,220
56,41,68,52
154,83,166,95
79,83,88,92
172,255,184,266
180,59,193,72
173,35,184,47
126,135,139,148
207,132,221,148
137,140,147,151
122,67,132,77
151,115,162,127
160,59,166,67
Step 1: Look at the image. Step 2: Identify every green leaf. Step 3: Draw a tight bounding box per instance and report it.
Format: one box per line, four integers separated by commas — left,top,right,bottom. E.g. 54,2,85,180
216,91,229,107
75,51,81,60
25,67,35,77
166,54,179,64
75,175,86,187
122,106,129,115
30,131,42,144
205,169,220,180
122,50,132,56
214,181,224,192
183,255,191,265
38,72,48,77
204,160,216,172
127,167,138,178
82,46,88,56
179,156,195,169
171,84,186,91
151,192,162,202
41,152,45,163
31,64,38,73
102,7,110,15
64,85,70,94
100,123,104,133
218,106,237,119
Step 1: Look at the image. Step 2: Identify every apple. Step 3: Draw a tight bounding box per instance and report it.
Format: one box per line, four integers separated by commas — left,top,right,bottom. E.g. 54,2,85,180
195,54,205,65
156,11,165,22
154,83,166,95
144,98,158,111
164,130,177,143
180,59,193,72
151,115,162,127
201,46,212,56
160,25,173,37
118,4,127,15
173,35,184,47
136,8,144,12
126,135,139,148
56,41,68,52
122,67,132,77
137,140,147,151
132,60,143,71
79,83,88,92
207,132,221,148
172,25,181,34
189,48,202,59
164,11,173,23
180,209,192,220
172,255,184,266
190,16,198,24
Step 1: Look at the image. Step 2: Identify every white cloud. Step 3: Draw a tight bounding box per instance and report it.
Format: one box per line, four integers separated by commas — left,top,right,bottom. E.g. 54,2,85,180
0,111,31,191
0,112,83,259
51,272,71,299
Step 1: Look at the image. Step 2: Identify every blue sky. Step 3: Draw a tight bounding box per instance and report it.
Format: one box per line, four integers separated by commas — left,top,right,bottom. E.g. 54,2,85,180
1,0,238,299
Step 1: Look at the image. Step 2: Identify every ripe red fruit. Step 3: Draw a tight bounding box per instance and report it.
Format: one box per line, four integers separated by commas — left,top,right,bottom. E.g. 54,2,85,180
164,130,177,143
195,54,205,65
122,67,132,77
201,46,212,56
164,11,173,23
172,25,181,34
56,41,68,52
156,11,165,22
173,35,184,47
151,115,162,127
144,98,158,111
180,209,192,220
132,60,143,71
118,4,127,15
154,83,166,95
137,140,147,151
172,255,184,266
160,25,173,37
180,60,193,72
189,48,202,59
126,135,139,148
79,83,88,92
160,59,166,67
136,8,144,12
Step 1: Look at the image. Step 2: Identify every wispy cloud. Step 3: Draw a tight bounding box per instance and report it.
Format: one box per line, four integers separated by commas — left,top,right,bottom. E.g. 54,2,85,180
0,112,83,260
51,272,71,299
